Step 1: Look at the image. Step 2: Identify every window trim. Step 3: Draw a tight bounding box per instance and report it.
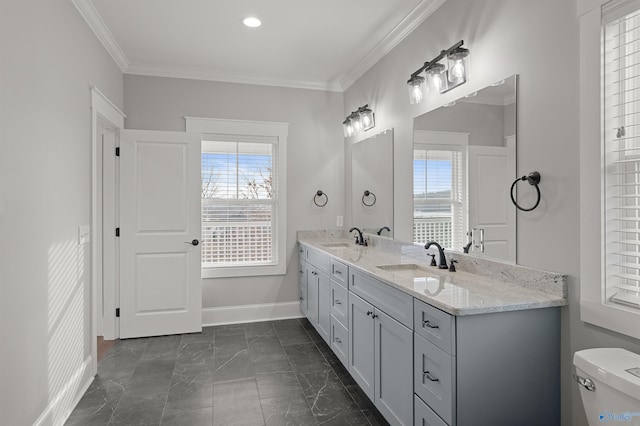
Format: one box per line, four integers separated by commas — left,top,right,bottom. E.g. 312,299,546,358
186,117,288,278
579,0,640,340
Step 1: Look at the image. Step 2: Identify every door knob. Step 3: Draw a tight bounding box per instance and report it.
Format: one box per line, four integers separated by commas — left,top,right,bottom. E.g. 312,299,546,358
185,239,199,246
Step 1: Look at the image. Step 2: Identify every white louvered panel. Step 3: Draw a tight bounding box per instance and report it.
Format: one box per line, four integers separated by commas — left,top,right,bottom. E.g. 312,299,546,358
605,7,640,310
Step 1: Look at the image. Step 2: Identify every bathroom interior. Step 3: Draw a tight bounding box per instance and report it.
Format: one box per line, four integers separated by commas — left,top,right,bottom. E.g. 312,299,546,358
2,0,640,425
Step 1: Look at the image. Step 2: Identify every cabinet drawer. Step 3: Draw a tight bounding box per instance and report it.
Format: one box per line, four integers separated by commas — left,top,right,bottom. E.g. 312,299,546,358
414,394,448,426
349,268,413,329
414,299,455,355
331,259,348,288
330,280,348,328
414,334,455,426
306,246,330,275
330,316,349,368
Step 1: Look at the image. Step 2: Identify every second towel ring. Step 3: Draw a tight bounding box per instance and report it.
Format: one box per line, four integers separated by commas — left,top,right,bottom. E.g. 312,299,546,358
510,171,541,212
313,190,328,207
362,190,376,207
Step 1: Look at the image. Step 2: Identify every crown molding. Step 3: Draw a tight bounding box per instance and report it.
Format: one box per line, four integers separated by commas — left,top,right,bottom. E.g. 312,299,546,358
339,0,447,91
71,0,129,72
126,63,343,92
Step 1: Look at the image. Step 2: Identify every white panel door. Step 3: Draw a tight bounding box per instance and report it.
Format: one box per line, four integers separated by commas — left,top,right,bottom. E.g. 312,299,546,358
120,130,201,338
468,137,516,262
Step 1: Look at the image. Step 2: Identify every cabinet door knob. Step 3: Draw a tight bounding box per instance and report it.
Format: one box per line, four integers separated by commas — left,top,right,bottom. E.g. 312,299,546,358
371,314,378,319
334,337,342,344
366,311,373,316
422,320,439,329
299,296,304,301
423,371,439,382
334,300,342,305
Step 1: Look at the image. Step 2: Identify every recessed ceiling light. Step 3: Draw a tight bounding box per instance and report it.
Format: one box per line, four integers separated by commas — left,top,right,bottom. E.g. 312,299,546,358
243,17,261,28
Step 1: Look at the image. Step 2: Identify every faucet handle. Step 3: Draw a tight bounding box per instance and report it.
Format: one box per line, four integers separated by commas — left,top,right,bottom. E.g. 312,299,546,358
449,259,458,272
429,254,437,266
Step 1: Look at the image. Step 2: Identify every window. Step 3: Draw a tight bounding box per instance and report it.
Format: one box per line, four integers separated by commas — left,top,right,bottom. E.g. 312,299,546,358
579,0,640,340
186,117,288,278
413,131,468,250
603,4,640,310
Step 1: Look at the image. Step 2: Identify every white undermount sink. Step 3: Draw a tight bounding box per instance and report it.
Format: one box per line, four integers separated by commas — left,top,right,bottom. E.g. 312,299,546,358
321,242,352,248
376,263,434,278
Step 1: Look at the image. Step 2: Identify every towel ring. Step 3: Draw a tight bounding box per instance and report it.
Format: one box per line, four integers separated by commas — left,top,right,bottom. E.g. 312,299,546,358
362,190,376,207
313,190,328,207
510,171,541,212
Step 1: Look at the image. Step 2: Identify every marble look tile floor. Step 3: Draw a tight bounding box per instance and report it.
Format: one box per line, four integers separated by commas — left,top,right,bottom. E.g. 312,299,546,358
65,318,389,426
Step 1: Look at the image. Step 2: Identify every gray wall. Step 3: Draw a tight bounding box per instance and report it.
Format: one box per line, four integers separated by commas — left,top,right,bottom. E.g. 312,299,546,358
343,0,640,424
124,75,344,309
0,0,124,424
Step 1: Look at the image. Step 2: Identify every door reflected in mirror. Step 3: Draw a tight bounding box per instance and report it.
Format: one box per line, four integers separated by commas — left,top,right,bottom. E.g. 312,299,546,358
352,129,394,238
413,75,517,262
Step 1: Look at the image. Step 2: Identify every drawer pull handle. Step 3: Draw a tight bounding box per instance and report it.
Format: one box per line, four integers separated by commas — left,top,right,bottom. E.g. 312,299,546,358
299,296,304,301
423,371,439,382
422,320,439,329
366,311,373,316
335,300,342,305
335,270,342,275
334,337,342,344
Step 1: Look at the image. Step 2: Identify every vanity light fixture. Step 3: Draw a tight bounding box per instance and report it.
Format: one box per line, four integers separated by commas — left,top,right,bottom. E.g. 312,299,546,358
406,40,470,104
342,104,375,137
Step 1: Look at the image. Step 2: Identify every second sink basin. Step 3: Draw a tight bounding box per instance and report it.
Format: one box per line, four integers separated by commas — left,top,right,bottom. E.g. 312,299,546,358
376,263,434,278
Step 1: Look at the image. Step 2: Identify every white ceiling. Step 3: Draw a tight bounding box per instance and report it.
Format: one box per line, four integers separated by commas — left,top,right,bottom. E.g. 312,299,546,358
73,0,445,91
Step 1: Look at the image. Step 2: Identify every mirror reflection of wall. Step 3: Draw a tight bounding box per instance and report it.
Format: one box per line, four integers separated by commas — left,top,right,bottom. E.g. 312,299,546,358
352,129,394,238
413,75,517,262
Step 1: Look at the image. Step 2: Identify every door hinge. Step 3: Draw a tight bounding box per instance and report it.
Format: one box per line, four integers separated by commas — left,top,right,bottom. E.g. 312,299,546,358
115,147,120,157
115,227,120,237
115,308,120,318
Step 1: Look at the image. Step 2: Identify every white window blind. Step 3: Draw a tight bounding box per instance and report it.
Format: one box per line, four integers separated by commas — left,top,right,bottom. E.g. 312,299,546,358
201,136,278,268
413,144,465,249
604,3,640,309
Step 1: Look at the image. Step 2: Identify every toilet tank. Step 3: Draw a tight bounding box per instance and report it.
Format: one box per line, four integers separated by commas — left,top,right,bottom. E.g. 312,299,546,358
574,348,640,426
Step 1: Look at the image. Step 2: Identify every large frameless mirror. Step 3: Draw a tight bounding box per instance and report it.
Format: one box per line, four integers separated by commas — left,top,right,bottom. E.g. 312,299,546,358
413,75,517,262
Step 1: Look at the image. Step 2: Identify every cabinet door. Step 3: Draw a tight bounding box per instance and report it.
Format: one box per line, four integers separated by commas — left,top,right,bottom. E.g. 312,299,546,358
299,260,308,315
307,268,319,325
317,271,331,344
375,309,414,426
349,292,375,401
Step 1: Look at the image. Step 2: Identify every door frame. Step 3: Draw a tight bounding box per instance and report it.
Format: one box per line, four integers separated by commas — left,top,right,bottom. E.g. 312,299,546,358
90,87,125,375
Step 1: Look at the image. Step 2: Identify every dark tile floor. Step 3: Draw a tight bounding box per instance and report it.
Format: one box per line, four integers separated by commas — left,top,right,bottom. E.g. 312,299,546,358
65,318,389,425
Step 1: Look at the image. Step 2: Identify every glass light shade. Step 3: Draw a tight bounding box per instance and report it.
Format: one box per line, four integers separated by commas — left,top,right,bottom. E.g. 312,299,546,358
360,107,375,131
447,47,469,85
407,75,426,104
427,63,447,94
343,117,354,137
351,113,363,134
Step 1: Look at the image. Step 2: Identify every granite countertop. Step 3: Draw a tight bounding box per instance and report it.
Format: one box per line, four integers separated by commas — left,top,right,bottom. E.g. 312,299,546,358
298,230,567,316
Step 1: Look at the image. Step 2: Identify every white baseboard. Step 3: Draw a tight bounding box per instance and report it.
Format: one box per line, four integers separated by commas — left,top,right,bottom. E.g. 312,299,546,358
202,301,303,326
33,356,94,426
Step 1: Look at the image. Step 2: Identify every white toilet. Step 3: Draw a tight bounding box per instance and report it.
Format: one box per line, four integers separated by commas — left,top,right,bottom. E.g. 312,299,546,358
574,348,640,425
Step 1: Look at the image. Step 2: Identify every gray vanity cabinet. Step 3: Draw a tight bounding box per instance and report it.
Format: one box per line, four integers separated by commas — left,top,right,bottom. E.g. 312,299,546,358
348,269,414,426
413,299,561,426
300,244,331,345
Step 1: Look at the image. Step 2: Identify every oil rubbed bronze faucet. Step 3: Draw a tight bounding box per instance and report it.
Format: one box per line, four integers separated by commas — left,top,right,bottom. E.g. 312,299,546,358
349,227,366,246
425,241,448,269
